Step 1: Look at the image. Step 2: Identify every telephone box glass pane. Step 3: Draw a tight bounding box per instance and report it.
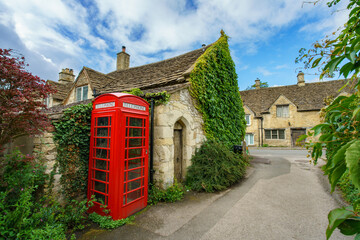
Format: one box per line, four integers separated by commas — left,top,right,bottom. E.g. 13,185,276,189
128,168,142,181
95,160,107,170
95,171,107,181
128,148,141,158
129,118,143,127
127,158,141,170
94,192,106,204
96,149,108,159
97,128,108,137
129,128,142,137
129,138,142,147
96,138,108,148
94,181,106,193
97,117,109,126
127,179,141,191
127,189,141,203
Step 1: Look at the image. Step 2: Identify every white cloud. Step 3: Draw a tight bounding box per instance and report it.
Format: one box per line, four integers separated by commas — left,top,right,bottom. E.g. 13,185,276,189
0,0,349,82
275,64,288,70
257,67,274,76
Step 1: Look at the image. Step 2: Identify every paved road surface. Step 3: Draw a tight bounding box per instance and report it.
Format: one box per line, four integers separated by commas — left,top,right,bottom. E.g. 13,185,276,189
80,149,351,240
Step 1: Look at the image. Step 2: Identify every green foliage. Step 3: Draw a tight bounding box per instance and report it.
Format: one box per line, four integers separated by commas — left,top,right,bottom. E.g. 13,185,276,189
338,171,360,204
123,88,170,106
185,140,248,192
53,102,92,200
0,150,92,239
89,212,134,229
189,31,246,146
298,1,360,238
148,179,184,205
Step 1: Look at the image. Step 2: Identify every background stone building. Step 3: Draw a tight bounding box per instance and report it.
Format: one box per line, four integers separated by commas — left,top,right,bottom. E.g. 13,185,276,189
240,73,350,147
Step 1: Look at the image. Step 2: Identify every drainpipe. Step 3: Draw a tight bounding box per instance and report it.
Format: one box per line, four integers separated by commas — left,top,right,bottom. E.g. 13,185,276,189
260,117,264,147
149,98,155,186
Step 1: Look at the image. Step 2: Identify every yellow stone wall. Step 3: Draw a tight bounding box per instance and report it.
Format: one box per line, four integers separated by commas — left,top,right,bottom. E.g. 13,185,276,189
64,73,93,105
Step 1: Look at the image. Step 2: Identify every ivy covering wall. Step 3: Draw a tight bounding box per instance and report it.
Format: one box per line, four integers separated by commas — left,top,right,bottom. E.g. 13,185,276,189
189,31,246,146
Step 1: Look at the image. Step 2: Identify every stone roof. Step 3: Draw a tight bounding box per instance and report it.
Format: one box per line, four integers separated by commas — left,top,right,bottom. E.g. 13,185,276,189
240,80,352,116
98,46,210,94
82,67,116,91
47,80,72,101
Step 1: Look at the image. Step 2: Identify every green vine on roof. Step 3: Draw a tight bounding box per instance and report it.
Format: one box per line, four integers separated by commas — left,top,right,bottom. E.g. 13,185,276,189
189,31,246,146
123,88,170,106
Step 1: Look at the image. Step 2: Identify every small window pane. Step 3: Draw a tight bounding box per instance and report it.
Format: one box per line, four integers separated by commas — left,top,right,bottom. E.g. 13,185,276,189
127,158,142,170
96,138,108,148
94,181,106,193
94,170,107,182
97,128,108,137
127,189,141,203
272,130,278,139
265,130,271,139
129,118,143,127
245,115,250,125
94,192,105,204
129,128,142,137
127,179,142,191
95,160,107,170
97,117,109,126
96,149,108,159
279,130,285,139
76,88,82,102
83,86,88,100
128,148,142,158
129,138,142,147
127,168,142,181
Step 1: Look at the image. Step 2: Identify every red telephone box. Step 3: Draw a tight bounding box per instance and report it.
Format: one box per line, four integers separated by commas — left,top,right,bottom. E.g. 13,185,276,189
87,93,149,220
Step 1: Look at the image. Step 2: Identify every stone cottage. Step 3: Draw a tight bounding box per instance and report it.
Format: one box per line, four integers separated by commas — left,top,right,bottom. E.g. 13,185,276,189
43,44,220,187
240,72,351,147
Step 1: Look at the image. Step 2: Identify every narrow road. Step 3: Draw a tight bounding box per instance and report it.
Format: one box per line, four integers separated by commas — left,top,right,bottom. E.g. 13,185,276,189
80,149,351,240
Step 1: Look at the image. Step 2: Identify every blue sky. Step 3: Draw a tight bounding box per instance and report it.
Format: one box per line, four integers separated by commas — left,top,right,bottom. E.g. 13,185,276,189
0,0,349,90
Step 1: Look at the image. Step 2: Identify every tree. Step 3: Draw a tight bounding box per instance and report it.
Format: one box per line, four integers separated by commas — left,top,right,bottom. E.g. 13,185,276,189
245,80,269,90
0,49,55,152
296,1,360,239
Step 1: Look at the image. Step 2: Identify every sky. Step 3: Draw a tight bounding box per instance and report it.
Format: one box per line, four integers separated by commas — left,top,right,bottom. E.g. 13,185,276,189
0,0,350,90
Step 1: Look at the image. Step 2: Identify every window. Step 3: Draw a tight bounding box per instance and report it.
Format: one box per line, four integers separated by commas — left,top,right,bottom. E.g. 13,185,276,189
265,129,285,139
245,114,251,125
245,133,254,145
76,85,88,102
276,105,289,118
44,96,50,107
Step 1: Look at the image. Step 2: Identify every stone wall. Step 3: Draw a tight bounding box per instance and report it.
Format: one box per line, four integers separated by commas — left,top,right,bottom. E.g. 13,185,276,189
153,88,206,187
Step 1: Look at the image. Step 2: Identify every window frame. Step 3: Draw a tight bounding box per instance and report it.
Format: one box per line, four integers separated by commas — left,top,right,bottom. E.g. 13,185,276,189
245,133,254,145
245,114,251,125
276,105,289,118
264,129,285,140
76,85,89,102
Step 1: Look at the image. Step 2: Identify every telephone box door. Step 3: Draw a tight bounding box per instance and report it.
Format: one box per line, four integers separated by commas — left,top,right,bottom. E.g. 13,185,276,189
121,113,149,217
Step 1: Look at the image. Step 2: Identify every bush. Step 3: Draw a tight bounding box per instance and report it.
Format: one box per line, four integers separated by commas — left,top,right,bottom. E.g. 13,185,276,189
148,180,184,205
185,140,248,192
89,213,134,229
0,150,92,239
338,171,360,204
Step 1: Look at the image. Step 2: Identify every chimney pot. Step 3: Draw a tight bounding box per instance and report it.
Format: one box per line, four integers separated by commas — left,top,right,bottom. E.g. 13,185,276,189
297,71,305,86
255,78,261,89
122,46,126,52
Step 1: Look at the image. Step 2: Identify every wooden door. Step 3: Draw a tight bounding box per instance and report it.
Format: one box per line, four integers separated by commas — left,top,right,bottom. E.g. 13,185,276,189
174,128,183,182
291,129,306,147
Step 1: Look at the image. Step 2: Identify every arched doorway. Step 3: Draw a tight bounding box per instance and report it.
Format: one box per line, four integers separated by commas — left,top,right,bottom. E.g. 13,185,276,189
174,121,184,182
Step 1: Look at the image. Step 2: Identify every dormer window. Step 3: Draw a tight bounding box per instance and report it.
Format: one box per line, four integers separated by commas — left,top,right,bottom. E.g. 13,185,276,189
276,105,289,118
76,85,88,102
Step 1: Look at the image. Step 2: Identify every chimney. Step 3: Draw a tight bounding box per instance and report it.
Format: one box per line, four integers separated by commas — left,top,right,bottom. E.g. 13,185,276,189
255,78,261,89
59,68,75,84
297,71,305,86
116,46,130,70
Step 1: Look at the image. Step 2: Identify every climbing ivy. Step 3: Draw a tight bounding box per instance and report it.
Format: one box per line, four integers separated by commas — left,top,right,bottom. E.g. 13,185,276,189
53,103,92,200
123,88,170,106
189,31,246,146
